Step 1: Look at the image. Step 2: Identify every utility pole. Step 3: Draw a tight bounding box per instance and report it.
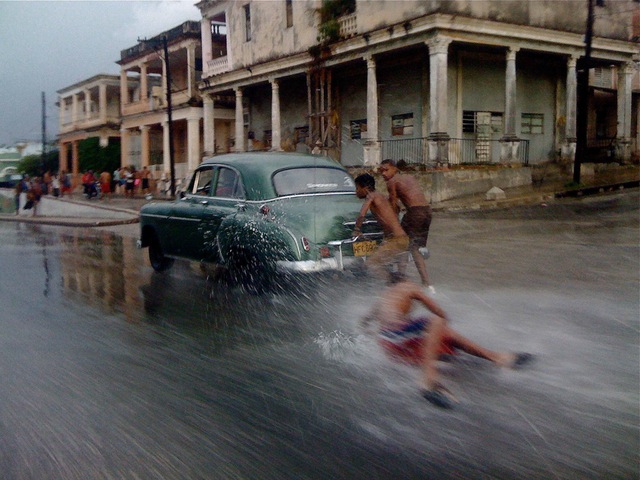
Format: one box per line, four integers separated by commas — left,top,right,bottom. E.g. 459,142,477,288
138,35,176,197
41,91,47,175
574,0,595,185
163,35,177,198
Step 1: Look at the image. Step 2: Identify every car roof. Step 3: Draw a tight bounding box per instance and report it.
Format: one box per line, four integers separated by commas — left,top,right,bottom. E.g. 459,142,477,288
200,152,348,200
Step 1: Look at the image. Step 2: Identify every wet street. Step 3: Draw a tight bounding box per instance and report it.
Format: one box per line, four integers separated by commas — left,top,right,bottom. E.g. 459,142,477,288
0,191,638,479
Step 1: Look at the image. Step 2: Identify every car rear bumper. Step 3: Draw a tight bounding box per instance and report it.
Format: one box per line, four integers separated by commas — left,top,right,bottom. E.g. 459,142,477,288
276,256,364,273
276,235,379,273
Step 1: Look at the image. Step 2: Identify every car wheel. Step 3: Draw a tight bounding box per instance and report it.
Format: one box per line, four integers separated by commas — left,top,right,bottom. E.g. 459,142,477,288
227,248,271,294
148,232,174,272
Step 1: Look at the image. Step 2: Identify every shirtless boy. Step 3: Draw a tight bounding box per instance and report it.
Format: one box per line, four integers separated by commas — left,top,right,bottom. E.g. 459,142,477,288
361,278,533,409
353,174,409,281
379,159,434,292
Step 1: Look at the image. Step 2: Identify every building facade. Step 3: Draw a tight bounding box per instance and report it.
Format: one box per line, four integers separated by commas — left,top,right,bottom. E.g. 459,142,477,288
117,21,204,184
197,0,639,166
57,74,122,177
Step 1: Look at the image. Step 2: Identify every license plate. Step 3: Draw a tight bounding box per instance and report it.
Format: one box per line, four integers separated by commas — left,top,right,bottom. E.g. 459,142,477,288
352,240,377,257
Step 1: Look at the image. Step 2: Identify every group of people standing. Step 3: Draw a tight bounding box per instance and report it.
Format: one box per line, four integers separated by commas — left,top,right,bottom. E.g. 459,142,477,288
13,171,72,215
13,165,156,214
112,166,152,198
353,159,532,409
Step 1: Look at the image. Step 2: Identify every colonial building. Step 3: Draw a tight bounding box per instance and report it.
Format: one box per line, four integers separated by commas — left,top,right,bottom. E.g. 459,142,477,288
196,0,639,166
117,21,204,183
57,74,122,177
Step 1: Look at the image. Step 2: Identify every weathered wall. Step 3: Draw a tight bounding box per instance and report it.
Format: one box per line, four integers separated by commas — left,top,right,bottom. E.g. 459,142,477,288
348,166,533,203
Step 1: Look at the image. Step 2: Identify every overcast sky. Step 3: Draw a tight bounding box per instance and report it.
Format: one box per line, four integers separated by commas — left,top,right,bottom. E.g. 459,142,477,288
0,0,201,147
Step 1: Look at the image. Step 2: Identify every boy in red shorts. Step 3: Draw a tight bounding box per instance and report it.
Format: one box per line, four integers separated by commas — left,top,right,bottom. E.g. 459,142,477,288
361,277,533,409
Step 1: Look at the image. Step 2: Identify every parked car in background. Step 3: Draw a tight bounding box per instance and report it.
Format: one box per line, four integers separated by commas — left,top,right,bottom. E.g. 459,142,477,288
0,173,23,189
138,152,383,290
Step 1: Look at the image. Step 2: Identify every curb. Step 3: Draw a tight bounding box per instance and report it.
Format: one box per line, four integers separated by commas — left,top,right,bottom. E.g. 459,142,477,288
0,215,139,227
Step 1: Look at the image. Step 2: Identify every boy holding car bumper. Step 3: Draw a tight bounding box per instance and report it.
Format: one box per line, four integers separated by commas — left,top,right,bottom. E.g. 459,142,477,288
353,173,409,281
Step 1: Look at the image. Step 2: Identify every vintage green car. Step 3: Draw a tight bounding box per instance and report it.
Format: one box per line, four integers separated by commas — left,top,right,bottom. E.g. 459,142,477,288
138,152,382,287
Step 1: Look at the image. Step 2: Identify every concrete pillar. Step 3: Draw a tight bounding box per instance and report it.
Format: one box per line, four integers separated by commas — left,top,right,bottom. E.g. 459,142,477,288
162,57,168,102
187,116,201,173
203,94,215,156
270,79,282,151
120,68,128,110
140,125,150,167
187,45,196,99
71,140,79,177
72,94,79,126
59,142,68,172
616,62,634,162
426,35,452,164
120,128,130,168
561,56,578,164
84,89,91,119
99,83,107,123
363,55,380,166
140,63,148,100
201,18,213,72
500,47,522,163
162,121,171,173
503,47,519,139
59,96,65,128
235,87,245,152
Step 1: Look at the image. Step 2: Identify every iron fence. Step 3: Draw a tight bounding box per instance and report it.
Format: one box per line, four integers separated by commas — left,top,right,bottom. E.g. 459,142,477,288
378,137,530,166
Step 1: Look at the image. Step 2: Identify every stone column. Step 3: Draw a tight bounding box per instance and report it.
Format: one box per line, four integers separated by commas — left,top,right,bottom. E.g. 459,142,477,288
162,57,168,103
562,56,578,163
140,125,150,167
187,116,201,173
187,45,197,99
203,94,215,156
59,142,68,172
270,79,282,151
59,96,65,129
140,63,148,101
71,140,79,177
616,62,634,162
235,87,245,152
363,55,380,166
99,83,107,123
201,18,213,75
120,128,130,169
83,90,90,120
162,121,171,174
426,35,452,165
500,47,521,163
71,94,79,126
120,69,128,110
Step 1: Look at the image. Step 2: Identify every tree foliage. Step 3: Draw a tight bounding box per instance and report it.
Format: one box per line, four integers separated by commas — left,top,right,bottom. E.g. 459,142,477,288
17,150,59,177
78,137,121,174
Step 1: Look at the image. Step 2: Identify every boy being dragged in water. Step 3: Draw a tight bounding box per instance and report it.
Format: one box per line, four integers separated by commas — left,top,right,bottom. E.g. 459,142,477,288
361,277,533,409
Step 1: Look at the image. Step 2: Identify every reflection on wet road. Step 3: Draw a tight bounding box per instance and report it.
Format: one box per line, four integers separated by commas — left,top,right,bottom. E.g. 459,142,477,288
0,191,638,479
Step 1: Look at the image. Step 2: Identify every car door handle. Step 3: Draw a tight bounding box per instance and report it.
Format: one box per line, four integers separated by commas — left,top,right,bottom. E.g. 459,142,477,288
235,203,246,211
200,200,209,205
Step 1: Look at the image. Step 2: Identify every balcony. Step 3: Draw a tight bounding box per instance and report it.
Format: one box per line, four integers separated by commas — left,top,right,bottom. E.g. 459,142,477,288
338,12,357,38
206,56,230,77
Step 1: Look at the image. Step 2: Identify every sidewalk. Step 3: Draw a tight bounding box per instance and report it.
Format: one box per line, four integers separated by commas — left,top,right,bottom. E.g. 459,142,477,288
0,165,638,227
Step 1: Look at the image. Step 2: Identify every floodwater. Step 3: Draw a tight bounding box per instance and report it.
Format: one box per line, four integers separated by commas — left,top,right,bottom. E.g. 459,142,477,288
0,191,638,479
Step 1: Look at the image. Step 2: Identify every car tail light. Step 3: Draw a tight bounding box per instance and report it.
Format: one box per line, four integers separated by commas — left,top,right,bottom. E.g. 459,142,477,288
301,237,310,252
319,246,331,258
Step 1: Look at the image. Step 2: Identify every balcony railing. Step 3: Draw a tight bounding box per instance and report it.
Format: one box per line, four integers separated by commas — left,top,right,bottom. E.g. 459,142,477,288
378,137,530,166
206,56,230,76
338,12,357,38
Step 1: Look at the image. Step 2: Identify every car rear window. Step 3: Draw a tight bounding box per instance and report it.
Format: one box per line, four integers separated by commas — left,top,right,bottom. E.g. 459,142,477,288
272,168,356,196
